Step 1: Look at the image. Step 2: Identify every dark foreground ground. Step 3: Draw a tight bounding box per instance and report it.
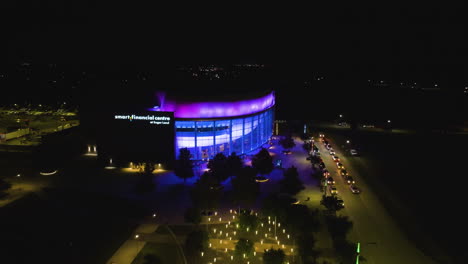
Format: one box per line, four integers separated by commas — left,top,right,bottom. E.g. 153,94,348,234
310,126,468,264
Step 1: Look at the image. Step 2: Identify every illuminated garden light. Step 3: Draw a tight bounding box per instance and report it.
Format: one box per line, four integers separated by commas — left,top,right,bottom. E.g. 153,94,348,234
247,227,249,232
219,217,222,221
209,243,212,248
226,224,228,228
225,248,227,252
265,233,267,238
278,223,281,227
236,224,239,228
201,252,204,257
230,209,232,213
291,248,294,252
214,257,216,262
213,228,216,233
233,216,235,219
243,253,246,258
261,239,263,244
214,211,218,216
261,223,264,227
220,239,223,244
282,244,285,248
231,255,233,260
283,229,285,233
269,227,271,231
255,230,258,235
208,217,211,222
287,234,290,239
234,231,236,235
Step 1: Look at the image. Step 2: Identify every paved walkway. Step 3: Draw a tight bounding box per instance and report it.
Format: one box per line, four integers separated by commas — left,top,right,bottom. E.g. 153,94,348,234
105,220,159,264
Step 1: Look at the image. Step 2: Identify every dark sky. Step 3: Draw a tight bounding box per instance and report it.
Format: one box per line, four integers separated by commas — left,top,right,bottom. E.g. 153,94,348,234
2,3,467,71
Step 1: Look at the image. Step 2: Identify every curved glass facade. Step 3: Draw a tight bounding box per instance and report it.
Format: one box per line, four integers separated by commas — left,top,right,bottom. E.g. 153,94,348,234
175,107,274,160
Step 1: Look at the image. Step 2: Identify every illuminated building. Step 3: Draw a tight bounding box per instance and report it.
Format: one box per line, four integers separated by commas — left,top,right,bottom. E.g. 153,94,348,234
151,90,275,160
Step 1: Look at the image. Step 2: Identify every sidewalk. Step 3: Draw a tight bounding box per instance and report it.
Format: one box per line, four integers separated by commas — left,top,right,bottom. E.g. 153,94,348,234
106,220,159,264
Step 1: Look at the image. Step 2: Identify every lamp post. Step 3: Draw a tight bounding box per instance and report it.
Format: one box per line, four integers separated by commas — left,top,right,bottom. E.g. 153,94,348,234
134,234,140,258
356,242,360,264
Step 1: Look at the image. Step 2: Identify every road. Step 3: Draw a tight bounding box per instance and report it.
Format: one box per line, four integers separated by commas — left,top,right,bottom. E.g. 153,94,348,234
316,136,438,264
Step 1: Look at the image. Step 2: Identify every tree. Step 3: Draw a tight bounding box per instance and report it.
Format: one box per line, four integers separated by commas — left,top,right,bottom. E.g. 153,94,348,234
185,229,209,257
252,148,273,177
231,166,260,209
184,207,202,225
325,215,353,239
208,152,229,184
144,162,155,176
234,238,254,259
263,247,285,264
279,134,296,150
238,210,259,231
279,166,305,195
175,148,195,184
227,152,243,180
285,204,319,235
190,171,222,210
142,254,162,264
320,195,344,214
297,232,319,263
260,193,289,224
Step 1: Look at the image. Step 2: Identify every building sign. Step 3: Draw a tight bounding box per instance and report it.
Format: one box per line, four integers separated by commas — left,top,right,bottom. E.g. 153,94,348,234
114,114,172,125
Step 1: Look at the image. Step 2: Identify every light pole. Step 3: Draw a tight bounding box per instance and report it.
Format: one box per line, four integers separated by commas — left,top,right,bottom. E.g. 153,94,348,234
134,234,140,258
356,242,360,264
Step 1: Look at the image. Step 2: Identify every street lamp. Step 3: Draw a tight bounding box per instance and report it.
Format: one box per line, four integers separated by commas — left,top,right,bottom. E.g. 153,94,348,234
339,114,343,118
387,120,391,123
346,140,350,144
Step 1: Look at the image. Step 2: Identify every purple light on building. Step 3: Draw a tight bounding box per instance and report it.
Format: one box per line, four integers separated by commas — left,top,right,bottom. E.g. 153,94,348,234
148,91,275,118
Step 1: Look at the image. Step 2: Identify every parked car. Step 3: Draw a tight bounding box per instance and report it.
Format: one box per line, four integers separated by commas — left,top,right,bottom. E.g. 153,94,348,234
322,169,330,177
332,155,340,162
328,185,338,194
336,162,344,169
340,169,348,177
319,162,326,169
329,149,336,155
345,176,355,185
336,197,345,207
282,150,292,155
350,149,358,156
326,177,335,185
350,184,361,194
